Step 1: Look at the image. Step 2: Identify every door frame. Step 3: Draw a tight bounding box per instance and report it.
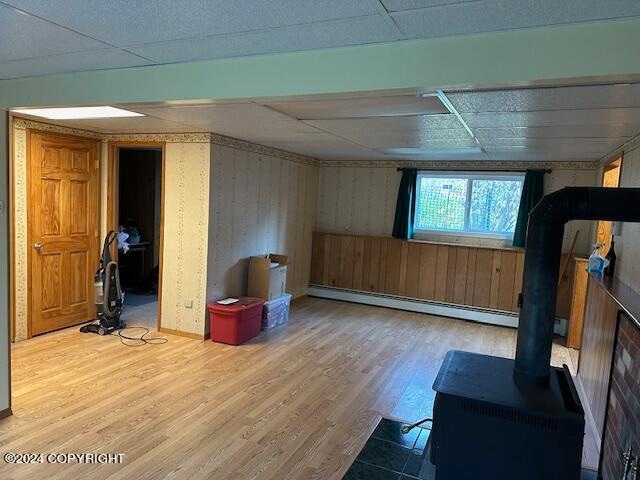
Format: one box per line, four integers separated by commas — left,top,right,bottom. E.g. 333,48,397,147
26,129,101,338
106,141,166,332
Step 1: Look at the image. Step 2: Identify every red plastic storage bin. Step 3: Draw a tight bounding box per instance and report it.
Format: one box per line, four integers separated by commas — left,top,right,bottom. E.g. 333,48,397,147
208,297,265,345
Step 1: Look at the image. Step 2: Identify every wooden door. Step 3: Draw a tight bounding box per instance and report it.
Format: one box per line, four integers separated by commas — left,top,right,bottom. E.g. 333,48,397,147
28,132,99,336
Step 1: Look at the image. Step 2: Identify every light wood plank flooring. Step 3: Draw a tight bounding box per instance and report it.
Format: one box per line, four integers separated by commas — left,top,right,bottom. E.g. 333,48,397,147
2,297,592,479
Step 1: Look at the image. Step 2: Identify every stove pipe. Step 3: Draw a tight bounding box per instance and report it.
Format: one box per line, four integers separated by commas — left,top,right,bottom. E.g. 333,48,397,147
514,187,640,387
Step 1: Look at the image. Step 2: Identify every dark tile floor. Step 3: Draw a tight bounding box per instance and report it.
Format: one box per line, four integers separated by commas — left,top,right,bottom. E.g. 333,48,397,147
343,418,432,480
343,418,600,480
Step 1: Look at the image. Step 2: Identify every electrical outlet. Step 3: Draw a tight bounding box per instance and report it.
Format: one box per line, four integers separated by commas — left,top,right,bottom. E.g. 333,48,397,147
183,299,193,309
0,200,5,214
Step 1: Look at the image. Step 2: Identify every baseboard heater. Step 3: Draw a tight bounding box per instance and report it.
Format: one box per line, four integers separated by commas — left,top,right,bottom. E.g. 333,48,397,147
307,285,567,336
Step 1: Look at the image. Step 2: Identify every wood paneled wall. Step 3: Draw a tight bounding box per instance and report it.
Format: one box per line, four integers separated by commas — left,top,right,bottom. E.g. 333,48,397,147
577,277,621,438
311,232,574,316
311,232,526,312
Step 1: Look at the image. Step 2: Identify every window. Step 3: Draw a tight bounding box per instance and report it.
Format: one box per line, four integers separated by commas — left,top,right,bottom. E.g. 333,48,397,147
414,172,525,239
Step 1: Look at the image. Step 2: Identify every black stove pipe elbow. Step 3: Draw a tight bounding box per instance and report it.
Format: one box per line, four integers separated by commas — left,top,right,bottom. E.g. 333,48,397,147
514,187,640,388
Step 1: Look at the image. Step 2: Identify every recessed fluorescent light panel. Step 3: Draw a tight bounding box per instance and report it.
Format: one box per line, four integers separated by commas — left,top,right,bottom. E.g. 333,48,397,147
11,106,144,120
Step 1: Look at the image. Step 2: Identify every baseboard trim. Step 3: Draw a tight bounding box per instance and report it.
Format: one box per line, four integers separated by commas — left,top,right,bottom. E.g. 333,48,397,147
308,286,567,336
158,327,205,341
0,408,12,419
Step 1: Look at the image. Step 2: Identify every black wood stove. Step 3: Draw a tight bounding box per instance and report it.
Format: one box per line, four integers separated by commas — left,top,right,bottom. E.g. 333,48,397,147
426,187,640,480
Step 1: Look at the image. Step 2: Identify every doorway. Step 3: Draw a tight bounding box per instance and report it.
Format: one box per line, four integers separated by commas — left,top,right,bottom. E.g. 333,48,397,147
595,156,623,255
108,143,165,330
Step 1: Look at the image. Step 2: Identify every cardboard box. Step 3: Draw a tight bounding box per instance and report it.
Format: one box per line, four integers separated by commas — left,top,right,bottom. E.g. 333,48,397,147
248,254,288,301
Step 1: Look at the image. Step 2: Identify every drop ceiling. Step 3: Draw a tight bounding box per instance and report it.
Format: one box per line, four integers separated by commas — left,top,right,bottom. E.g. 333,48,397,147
14,82,640,163
1,0,640,79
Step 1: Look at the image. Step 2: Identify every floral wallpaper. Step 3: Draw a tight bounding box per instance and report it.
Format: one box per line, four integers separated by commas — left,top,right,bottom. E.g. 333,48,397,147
207,144,318,309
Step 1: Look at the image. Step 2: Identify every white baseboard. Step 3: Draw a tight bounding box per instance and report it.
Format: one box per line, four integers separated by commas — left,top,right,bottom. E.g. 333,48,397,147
574,373,601,452
308,285,567,336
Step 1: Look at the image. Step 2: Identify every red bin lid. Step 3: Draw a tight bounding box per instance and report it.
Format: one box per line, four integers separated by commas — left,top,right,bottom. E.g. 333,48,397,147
208,297,264,312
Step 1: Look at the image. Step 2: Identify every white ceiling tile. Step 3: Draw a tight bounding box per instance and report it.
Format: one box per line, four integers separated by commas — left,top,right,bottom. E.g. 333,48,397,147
473,125,638,140
0,48,150,80
0,3,107,62
329,130,475,149
462,109,640,128
485,149,599,162
132,103,294,124
265,140,384,160
126,15,397,64
447,83,640,113
265,95,449,120
392,0,640,39
381,0,477,12
479,137,626,152
385,150,490,161
4,0,379,46
306,114,465,133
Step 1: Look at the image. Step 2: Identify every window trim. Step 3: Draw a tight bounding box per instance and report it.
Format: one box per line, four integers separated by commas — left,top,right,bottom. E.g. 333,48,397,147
413,170,525,240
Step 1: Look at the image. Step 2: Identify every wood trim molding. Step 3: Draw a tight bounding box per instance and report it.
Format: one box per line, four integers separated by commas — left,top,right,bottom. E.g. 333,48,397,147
159,327,205,341
0,407,12,419
317,159,601,170
106,141,166,333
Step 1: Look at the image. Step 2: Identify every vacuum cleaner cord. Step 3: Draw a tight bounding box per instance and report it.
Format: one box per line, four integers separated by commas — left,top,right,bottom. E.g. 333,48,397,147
116,326,168,347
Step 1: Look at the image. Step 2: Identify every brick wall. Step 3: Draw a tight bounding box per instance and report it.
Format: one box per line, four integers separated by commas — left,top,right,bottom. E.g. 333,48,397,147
602,313,640,480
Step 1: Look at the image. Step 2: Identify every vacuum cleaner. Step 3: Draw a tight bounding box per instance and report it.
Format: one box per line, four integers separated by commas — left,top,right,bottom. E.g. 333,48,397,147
80,230,126,335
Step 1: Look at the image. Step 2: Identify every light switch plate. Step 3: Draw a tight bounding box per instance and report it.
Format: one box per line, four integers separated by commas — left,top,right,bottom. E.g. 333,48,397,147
183,299,193,309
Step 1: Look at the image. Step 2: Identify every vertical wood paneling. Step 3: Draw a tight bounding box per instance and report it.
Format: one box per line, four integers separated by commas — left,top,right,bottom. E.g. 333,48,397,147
321,234,330,285
453,247,468,305
398,242,408,296
405,243,421,299
368,238,381,292
352,236,365,291
338,235,355,289
578,278,620,437
378,239,388,292
309,232,573,317
497,251,517,311
512,252,525,311
464,248,477,306
328,235,341,287
385,239,402,295
310,233,325,284
361,236,371,292
473,249,493,308
445,247,457,303
489,250,502,309
418,244,437,300
434,245,449,302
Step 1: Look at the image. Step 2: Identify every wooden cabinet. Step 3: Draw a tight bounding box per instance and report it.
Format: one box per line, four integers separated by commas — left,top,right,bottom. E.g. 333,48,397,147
567,257,589,349
310,232,573,316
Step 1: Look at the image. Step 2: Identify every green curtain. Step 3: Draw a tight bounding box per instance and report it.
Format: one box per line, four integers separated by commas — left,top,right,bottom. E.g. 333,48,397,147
512,169,545,248
392,168,418,239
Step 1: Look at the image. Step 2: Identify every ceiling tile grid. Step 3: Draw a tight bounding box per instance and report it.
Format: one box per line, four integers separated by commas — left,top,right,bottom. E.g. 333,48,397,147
390,0,640,39
2,0,640,78
12,83,640,163
3,0,380,46
126,15,399,64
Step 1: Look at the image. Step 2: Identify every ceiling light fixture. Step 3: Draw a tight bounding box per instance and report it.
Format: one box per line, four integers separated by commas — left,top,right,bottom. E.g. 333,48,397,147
11,106,144,120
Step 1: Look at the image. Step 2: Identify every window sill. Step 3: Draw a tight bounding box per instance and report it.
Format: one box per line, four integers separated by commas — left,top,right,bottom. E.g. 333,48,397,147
410,233,521,251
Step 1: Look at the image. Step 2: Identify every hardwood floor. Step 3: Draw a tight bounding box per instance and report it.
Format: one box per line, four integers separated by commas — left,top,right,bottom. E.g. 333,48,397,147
3,297,589,479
